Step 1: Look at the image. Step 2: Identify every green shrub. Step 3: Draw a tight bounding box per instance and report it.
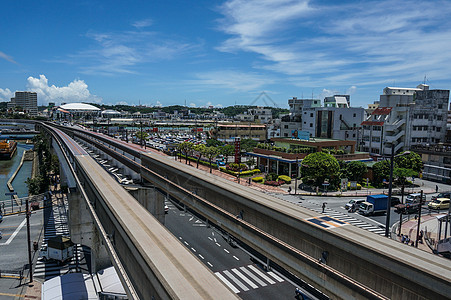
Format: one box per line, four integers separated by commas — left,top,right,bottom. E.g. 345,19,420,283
277,175,291,184
265,172,278,181
253,169,261,174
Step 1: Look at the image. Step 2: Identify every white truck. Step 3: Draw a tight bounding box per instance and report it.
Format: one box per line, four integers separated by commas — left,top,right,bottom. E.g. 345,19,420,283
40,236,74,264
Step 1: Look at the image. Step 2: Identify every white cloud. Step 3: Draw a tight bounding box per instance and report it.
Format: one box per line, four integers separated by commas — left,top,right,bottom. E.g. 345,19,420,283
216,0,451,88
190,70,274,92
155,101,163,107
116,101,129,105
347,86,357,95
26,75,102,105
132,19,153,29
0,88,13,102
0,51,16,64
189,102,196,107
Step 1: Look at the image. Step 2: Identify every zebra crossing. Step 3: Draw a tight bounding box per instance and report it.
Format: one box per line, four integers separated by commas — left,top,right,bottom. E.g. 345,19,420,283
307,203,386,235
34,195,90,280
214,264,285,294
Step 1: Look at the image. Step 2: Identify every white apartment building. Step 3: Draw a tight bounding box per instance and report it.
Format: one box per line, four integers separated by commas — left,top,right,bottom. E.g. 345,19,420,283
361,84,449,156
236,107,273,123
7,91,38,116
280,96,364,142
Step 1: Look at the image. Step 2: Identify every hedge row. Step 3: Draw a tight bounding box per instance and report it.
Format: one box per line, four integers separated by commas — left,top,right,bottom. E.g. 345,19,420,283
220,167,261,177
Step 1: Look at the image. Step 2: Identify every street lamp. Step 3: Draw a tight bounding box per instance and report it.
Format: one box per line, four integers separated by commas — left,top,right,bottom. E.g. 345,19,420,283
385,144,411,237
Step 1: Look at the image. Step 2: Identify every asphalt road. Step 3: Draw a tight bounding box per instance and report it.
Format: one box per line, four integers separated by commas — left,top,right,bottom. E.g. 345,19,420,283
0,209,43,272
163,200,316,300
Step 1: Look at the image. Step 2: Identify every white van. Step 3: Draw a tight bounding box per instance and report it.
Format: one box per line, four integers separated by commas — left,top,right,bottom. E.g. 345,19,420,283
406,193,426,204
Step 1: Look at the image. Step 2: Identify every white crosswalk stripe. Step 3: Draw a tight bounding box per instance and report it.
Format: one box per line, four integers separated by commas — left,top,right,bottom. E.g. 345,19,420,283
307,207,386,236
215,265,284,293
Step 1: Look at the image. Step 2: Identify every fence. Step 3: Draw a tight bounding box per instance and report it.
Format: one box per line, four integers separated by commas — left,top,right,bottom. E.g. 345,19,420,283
0,192,51,215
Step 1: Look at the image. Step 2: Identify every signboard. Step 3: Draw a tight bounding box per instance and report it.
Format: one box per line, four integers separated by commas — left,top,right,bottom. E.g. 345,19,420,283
341,178,348,191
5,192,17,196
234,137,241,164
350,181,357,188
291,130,310,141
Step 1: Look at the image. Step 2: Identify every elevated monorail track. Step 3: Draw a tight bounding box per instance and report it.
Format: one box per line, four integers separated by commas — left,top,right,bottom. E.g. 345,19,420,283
40,123,239,300
51,123,451,300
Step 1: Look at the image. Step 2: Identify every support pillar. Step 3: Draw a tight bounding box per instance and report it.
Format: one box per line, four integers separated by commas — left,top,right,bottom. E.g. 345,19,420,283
126,186,165,224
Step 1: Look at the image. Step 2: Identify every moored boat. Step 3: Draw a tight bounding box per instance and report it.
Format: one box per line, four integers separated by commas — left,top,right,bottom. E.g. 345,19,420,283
0,140,17,160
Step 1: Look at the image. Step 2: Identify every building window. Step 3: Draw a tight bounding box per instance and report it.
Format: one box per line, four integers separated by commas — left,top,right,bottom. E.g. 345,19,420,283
284,133,288,137
437,127,441,132
438,104,443,109
309,123,313,127
310,113,313,117
353,113,356,117
284,125,288,129
437,116,443,121
353,134,356,138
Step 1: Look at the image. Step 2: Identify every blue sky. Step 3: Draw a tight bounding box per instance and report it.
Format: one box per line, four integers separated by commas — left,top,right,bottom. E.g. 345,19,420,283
1,0,451,108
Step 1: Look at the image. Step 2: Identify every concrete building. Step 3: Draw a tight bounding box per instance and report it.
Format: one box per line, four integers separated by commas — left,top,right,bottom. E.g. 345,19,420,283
7,91,38,116
280,96,364,142
361,84,450,156
213,123,266,142
236,107,273,124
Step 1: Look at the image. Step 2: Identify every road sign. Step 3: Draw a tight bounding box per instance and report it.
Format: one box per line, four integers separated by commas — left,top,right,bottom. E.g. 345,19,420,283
5,192,17,196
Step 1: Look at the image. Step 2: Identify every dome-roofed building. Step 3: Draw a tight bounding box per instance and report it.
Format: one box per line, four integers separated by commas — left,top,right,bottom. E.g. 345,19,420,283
55,102,101,120
101,109,122,119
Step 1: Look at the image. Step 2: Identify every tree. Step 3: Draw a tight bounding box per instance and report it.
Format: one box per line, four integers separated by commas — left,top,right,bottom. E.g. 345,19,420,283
240,139,258,152
393,168,417,186
206,139,223,147
300,152,340,188
372,160,391,185
346,161,368,181
220,144,234,164
245,157,256,170
194,144,206,169
178,142,194,164
394,151,423,173
204,146,220,173
134,131,148,144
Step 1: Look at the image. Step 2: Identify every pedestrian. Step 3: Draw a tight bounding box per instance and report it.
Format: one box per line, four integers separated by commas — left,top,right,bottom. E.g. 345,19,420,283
322,202,326,213
419,230,424,244
401,234,406,243
436,185,438,193
405,236,410,244
288,186,292,194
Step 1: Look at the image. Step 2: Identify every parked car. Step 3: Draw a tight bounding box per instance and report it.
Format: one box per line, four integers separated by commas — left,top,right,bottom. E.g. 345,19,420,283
432,191,451,201
345,199,365,211
164,205,169,214
428,198,450,210
395,203,421,214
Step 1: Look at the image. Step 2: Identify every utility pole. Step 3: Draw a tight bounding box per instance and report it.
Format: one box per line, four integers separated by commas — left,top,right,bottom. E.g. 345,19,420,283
294,157,298,195
385,144,395,237
25,197,33,283
415,190,424,247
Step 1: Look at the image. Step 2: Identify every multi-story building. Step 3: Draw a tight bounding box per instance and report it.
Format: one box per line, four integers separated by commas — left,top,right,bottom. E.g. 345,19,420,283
7,91,38,116
361,84,449,156
236,107,273,124
280,96,364,142
213,123,266,142
280,97,321,138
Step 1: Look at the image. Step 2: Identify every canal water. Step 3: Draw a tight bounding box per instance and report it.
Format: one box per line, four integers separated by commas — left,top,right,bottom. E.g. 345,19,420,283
0,142,34,201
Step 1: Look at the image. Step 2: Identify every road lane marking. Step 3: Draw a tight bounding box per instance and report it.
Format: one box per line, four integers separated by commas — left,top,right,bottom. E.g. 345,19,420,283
232,268,258,289
199,254,204,260
224,270,249,291
215,272,239,293
248,265,276,284
268,271,284,282
184,241,189,246
0,218,26,245
191,247,196,252
239,267,266,286
224,249,230,253
215,242,221,247
207,262,213,267
208,237,213,241
233,256,239,261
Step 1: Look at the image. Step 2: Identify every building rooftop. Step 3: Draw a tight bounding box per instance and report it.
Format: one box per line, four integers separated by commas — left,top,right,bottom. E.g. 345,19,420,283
60,103,100,111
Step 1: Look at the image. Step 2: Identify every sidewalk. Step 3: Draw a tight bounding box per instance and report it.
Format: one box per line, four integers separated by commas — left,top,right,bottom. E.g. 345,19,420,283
392,213,442,253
